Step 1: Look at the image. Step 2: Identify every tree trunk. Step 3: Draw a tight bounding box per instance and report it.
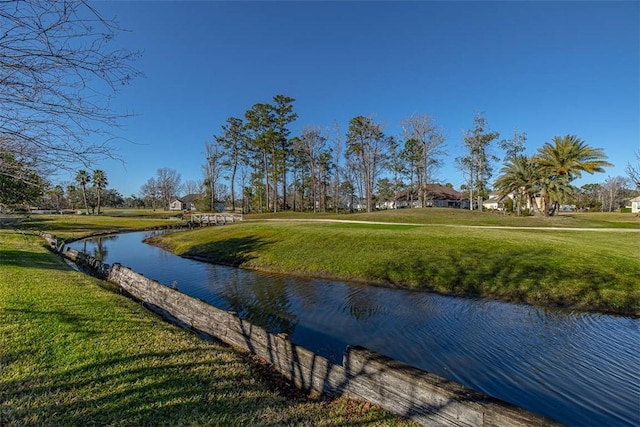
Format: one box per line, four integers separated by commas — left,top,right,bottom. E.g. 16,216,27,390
81,185,89,214
262,151,269,213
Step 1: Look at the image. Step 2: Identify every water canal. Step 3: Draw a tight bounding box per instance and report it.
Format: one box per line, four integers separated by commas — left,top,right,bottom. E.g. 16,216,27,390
67,231,640,427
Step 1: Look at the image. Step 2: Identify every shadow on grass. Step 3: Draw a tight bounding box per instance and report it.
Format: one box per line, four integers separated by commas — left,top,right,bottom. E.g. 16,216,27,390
1,348,274,425
367,248,636,313
185,236,273,267
1,317,405,426
0,249,69,270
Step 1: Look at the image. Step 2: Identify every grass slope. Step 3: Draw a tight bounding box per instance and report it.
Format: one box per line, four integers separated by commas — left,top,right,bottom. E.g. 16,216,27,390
151,213,640,315
2,213,183,241
0,231,413,426
248,209,640,229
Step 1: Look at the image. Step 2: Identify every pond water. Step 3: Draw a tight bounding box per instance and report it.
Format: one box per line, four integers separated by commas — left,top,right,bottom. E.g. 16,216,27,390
68,231,640,427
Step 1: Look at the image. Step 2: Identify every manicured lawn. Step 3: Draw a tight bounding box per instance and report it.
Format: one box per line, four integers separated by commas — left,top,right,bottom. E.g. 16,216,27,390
1,212,184,240
0,231,413,426
248,208,640,228
151,214,640,316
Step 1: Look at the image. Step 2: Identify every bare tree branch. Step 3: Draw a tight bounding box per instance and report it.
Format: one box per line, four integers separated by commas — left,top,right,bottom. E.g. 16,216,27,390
0,0,141,182
625,150,640,190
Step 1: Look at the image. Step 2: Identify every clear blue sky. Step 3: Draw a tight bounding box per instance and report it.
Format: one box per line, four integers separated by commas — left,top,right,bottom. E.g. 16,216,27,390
82,1,639,197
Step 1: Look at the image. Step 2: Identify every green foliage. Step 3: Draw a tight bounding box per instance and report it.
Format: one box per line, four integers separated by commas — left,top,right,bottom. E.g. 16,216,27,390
498,130,527,162
537,135,612,180
92,169,108,214
242,95,297,213
535,135,612,215
494,155,541,216
456,113,500,208
494,135,612,216
503,197,514,213
0,153,44,207
216,117,246,211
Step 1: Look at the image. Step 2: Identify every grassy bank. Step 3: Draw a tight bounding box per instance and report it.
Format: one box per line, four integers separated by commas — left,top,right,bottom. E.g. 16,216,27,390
1,212,184,240
150,213,640,316
248,208,640,229
0,230,413,426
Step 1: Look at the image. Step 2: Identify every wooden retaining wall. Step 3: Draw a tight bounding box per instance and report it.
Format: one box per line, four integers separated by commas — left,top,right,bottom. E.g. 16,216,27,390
58,244,561,426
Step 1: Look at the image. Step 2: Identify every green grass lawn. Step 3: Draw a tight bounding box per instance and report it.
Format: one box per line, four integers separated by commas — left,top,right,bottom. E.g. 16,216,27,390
248,208,640,228
151,212,640,316
1,212,184,240
0,230,413,426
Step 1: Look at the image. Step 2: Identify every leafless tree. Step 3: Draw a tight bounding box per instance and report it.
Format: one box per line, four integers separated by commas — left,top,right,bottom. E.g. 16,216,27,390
600,176,630,212
0,0,140,183
455,113,500,211
625,150,640,190
296,126,328,212
203,142,224,211
332,121,342,213
183,180,202,195
140,177,159,210
155,168,181,210
345,116,392,213
400,114,447,208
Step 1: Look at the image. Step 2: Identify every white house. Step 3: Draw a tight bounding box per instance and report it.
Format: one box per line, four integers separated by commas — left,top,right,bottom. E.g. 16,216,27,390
482,193,503,211
169,194,201,211
630,196,640,214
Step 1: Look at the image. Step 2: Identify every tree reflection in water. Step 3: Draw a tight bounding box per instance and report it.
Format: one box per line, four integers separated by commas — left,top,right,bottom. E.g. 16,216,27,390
216,271,299,336
344,287,386,321
83,235,119,262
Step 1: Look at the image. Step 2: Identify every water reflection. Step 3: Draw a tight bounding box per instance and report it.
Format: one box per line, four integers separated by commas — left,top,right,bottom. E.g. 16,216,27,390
215,271,298,335
344,287,386,321
81,235,119,262
67,232,640,427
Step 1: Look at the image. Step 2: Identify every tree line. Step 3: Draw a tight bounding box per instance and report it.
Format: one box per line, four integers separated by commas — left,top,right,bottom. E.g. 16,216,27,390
196,94,451,214
166,94,625,216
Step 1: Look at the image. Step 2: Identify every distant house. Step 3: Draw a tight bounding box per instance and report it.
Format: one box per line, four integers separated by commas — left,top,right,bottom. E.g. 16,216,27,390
169,194,201,211
482,193,503,211
630,196,640,214
423,184,467,208
383,185,468,209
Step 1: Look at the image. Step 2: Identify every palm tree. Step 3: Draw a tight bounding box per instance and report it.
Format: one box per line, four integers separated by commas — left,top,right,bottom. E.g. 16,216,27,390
75,170,91,214
92,169,107,214
52,185,64,212
541,174,575,216
536,135,612,180
535,135,611,215
494,155,542,216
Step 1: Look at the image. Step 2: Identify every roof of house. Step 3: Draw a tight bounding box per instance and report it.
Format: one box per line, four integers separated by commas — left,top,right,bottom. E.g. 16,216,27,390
424,184,463,200
483,196,502,204
176,193,202,204
396,184,464,201
630,196,640,202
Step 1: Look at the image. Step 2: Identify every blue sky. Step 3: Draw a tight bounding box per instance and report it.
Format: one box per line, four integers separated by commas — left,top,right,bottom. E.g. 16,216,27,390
82,1,639,197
